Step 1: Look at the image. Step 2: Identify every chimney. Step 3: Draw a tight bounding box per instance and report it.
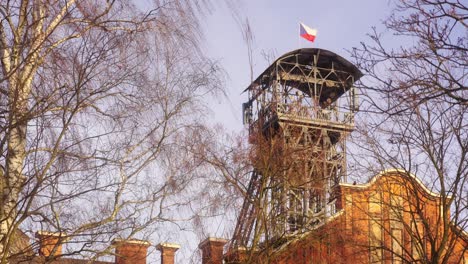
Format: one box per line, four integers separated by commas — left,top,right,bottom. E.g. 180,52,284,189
35,231,65,257
225,246,247,263
113,239,150,264
157,243,180,264
199,237,228,264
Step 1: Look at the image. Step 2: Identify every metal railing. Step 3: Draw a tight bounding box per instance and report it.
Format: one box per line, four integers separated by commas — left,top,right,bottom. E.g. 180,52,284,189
255,102,354,126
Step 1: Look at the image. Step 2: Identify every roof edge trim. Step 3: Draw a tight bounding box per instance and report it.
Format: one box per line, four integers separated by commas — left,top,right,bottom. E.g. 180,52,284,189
340,168,445,198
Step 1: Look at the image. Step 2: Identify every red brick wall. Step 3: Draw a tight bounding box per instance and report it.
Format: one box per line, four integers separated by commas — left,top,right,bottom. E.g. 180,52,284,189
199,238,228,264
157,243,180,264
233,171,468,264
114,240,149,264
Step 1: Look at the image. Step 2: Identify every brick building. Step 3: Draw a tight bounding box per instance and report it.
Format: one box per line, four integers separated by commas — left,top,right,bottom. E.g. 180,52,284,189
222,169,468,264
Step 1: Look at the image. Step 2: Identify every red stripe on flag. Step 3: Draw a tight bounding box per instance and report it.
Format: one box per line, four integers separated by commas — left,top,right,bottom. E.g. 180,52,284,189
301,34,316,42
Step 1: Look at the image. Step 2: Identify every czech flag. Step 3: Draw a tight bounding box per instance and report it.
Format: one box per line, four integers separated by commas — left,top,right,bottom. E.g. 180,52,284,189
300,23,317,42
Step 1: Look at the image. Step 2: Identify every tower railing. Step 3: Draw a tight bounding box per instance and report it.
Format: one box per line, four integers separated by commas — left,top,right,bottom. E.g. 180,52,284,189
250,101,355,134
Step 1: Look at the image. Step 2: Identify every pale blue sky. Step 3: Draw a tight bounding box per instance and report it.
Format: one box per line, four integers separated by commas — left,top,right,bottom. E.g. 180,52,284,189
202,0,393,132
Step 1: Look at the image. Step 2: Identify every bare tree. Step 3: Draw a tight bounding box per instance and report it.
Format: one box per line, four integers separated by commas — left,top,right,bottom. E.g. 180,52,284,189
0,1,226,262
350,0,467,263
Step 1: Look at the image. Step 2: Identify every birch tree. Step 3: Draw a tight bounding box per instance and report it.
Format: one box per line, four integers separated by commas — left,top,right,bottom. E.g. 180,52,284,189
0,0,224,262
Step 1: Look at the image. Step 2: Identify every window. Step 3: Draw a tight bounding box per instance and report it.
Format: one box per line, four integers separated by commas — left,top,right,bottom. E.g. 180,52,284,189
392,229,403,264
411,220,425,261
370,219,383,263
390,194,404,238
369,192,382,214
369,192,383,263
345,194,353,231
390,195,404,221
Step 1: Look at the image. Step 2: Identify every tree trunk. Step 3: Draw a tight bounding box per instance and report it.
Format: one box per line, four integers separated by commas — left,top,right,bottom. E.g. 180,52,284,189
0,76,31,257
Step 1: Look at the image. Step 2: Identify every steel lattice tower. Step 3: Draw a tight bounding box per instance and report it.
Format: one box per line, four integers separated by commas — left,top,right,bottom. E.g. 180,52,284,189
231,48,362,250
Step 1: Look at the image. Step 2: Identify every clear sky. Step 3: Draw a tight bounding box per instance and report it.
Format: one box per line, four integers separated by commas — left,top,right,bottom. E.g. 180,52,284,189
201,0,393,132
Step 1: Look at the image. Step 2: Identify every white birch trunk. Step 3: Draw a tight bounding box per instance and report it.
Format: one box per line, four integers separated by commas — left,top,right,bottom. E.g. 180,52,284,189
0,75,31,258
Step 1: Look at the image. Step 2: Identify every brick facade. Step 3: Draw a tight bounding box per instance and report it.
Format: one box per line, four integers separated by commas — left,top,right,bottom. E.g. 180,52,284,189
226,170,468,263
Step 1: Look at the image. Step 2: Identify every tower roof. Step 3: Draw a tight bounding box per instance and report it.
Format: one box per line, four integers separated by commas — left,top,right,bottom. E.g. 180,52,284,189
244,48,363,93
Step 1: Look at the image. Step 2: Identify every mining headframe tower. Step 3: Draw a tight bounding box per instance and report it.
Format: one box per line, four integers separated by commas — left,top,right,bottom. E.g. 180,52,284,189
231,48,363,250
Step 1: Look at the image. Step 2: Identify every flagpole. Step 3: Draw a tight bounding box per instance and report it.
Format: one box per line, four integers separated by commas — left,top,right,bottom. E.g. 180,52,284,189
298,21,301,49
298,22,300,49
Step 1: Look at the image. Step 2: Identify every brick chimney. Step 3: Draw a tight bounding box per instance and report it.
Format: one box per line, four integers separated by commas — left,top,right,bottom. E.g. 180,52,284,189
225,246,247,263
113,239,150,264
35,231,65,257
199,237,228,264
157,243,180,264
